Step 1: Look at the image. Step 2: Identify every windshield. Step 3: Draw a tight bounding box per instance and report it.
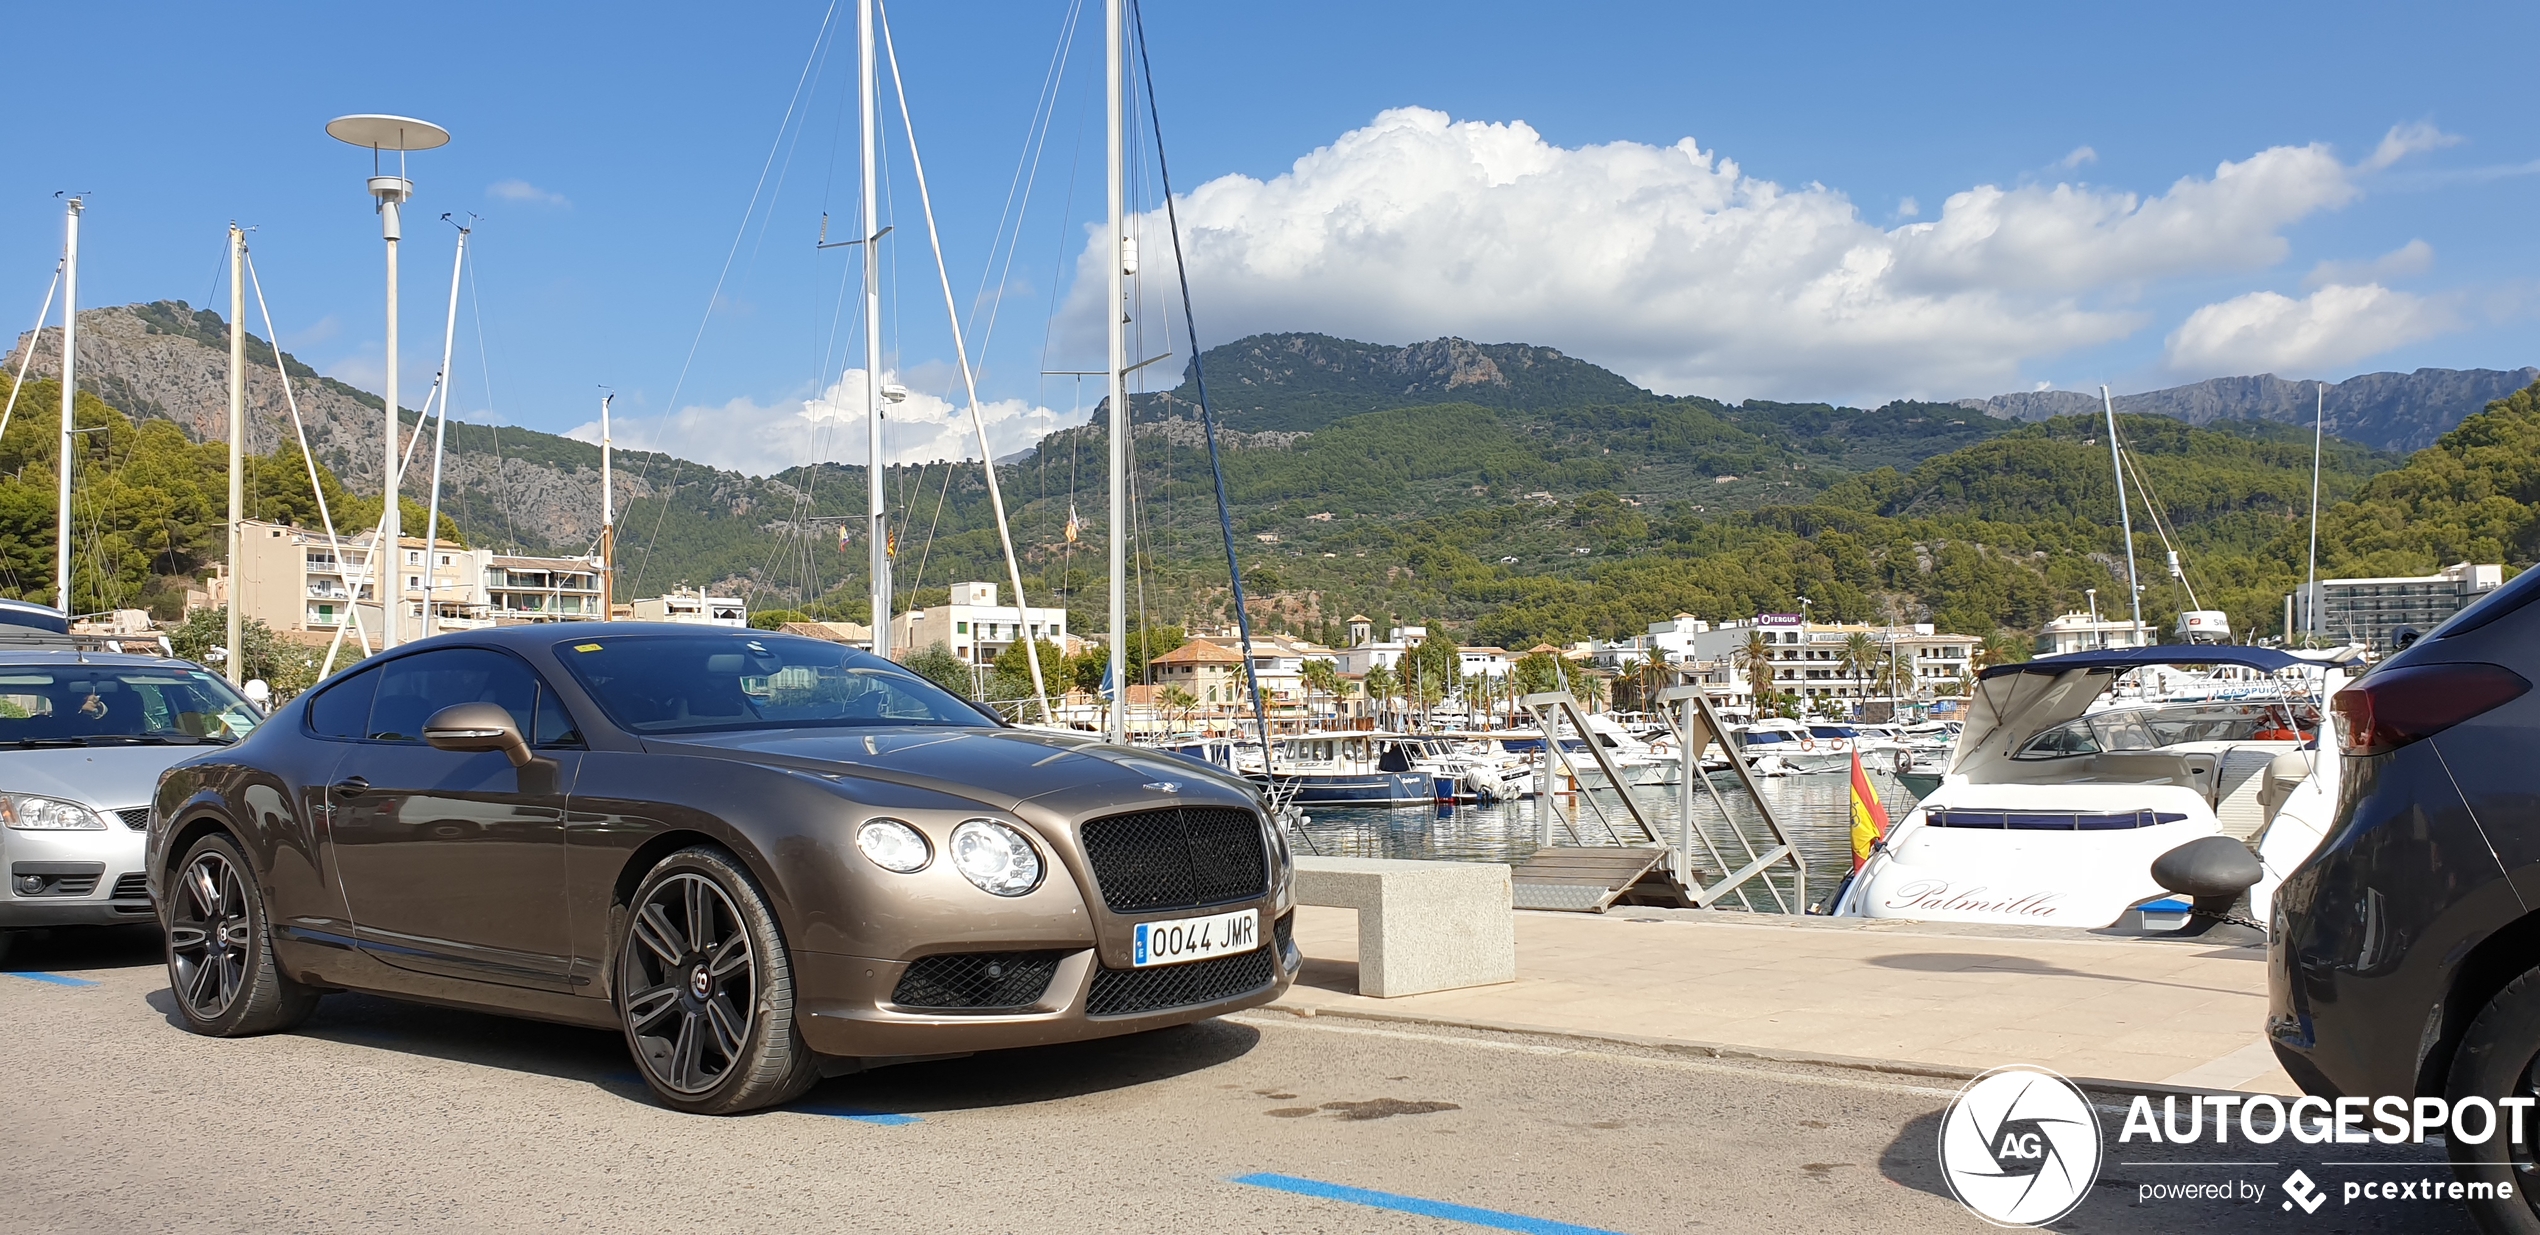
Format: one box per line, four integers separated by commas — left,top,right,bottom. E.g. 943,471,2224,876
2015,704,2308,759
0,665,261,745
552,633,994,735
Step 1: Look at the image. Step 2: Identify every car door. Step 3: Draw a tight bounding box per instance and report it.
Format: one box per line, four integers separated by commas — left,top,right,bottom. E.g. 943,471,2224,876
328,646,584,991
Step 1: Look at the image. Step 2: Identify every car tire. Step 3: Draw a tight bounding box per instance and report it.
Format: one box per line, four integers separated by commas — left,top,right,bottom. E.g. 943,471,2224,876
2447,965,2540,1234
165,831,320,1037
615,845,821,1115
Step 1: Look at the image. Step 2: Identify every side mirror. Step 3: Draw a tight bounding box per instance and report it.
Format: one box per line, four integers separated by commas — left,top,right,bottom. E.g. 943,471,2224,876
423,702,535,769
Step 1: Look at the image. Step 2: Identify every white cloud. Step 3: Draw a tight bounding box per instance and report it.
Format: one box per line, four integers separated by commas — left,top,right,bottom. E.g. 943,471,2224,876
1061,108,2402,401
2363,122,2462,172
2304,238,2434,289
2162,283,2456,376
487,179,571,208
571,370,1075,478
2057,145,2098,169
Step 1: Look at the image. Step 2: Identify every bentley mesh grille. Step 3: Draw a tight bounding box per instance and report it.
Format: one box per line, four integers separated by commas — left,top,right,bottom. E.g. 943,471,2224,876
1086,946,1276,1017
891,951,1066,1011
1274,911,1296,964
1078,806,1268,914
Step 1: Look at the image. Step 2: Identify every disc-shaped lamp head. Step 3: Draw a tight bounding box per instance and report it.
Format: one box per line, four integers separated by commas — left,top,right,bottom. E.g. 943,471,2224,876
324,114,450,151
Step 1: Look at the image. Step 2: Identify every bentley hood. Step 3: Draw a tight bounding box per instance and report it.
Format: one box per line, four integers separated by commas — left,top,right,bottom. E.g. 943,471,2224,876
644,727,1260,819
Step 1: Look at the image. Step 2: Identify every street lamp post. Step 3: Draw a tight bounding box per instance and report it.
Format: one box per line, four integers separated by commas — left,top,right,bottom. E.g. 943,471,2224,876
2086,587,2100,650
325,114,449,649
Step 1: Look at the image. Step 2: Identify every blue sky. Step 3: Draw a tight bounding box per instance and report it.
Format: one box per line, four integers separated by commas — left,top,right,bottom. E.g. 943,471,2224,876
4,1,2534,475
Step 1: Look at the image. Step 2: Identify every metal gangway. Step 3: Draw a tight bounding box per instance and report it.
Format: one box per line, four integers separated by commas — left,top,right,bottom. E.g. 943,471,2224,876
1516,687,1806,914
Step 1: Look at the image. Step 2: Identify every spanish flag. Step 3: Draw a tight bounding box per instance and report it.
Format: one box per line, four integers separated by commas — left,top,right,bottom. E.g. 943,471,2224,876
1849,750,1890,871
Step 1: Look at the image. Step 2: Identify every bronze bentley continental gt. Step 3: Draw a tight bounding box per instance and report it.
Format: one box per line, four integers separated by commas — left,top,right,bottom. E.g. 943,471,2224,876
146,624,1296,1113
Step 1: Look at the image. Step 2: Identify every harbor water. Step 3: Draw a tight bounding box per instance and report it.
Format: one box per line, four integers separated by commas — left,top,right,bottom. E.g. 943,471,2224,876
1292,768,1925,914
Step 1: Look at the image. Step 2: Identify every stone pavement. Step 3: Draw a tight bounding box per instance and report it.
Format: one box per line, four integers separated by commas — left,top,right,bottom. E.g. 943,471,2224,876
1273,904,2297,1095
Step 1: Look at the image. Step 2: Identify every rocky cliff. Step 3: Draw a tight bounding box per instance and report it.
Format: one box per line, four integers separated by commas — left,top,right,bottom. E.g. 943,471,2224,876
1955,367,2540,454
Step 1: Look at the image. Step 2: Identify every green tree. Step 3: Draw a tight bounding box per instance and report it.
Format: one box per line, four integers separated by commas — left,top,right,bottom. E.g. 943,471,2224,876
1159,684,1198,728
1300,657,1341,721
748,608,811,630
902,641,973,699
1363,663,1398,729
1739,630,1775,705
1841,631,1879,712
988,637,1068,716
167,606,354,701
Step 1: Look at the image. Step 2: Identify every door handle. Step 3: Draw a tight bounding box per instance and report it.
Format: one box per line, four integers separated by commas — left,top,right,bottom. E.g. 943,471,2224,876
331,777,369,799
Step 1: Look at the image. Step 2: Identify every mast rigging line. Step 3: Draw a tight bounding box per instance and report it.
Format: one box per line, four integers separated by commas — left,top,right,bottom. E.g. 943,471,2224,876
877,0,1053,723
1129,0,1277,776
0,264,63,446
627,0,844,597
242,249,374,675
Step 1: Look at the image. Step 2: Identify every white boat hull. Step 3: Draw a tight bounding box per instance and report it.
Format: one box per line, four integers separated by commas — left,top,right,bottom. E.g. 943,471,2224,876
1838,782,2221,928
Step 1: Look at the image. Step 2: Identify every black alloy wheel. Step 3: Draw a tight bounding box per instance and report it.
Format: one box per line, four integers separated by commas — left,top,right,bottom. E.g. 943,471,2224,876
164,832,319,1036
2447,965,2540,1234
615,847,819,1115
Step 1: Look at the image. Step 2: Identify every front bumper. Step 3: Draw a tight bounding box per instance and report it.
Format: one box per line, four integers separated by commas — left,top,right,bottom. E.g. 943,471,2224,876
3,816,153,930
792,910,1299,1059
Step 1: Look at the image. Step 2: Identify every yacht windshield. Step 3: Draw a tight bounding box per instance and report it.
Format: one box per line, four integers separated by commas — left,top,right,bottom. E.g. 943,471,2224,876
0,666,260,745
552,633,994,735
2015,704,2304,759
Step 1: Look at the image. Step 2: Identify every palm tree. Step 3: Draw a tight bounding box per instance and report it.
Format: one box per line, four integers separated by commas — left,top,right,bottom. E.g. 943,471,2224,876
1159,685,1197,730
1364,664,1398,730
1841,631,1879,715
1739,629,1775,711
1300,658,1341,724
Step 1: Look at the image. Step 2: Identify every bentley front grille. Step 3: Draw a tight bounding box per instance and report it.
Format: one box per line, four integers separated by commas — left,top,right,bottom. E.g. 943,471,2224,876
1078,807,1268,915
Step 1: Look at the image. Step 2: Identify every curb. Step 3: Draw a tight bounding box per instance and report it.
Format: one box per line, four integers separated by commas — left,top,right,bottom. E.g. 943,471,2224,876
1257,1000,2284,1104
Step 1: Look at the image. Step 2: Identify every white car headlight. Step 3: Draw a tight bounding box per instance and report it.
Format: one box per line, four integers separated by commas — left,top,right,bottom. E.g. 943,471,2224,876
0,794,107,830
856,818,931,873
948,819,1042,896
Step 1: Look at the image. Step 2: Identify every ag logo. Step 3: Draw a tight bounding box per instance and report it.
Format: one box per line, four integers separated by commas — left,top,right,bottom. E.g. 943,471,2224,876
1938,1065,2103,1227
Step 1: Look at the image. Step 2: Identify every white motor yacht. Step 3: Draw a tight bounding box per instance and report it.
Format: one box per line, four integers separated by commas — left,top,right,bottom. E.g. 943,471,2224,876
1833,646,2344,929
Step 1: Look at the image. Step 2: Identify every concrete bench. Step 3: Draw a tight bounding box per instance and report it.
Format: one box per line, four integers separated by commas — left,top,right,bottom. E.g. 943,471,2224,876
1291,857,1517,997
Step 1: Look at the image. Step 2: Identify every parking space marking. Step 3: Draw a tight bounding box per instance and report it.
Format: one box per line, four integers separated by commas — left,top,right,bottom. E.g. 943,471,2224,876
4,971,98,987
787,1102,922,1126
1233,1173,1627,1235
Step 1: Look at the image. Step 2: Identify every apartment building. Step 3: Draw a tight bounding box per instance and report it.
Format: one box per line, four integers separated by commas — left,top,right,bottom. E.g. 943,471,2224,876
890,581,1069,665
2295,562,2504,652
217,518,607,635
1691,614,1982,703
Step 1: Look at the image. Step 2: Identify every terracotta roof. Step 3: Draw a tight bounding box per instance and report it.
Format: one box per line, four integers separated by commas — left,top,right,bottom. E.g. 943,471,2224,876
1152,639,1244,665
780,620,872,642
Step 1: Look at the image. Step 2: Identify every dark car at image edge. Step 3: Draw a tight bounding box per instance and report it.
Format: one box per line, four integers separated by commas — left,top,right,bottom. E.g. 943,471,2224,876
2269,563,2540,1231
146,624,1296,1114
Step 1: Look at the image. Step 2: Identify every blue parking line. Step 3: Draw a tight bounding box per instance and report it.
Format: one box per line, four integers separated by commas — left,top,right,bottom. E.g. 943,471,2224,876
1232,1173,1627,1235
4,971,98,987
791,1103,921,1126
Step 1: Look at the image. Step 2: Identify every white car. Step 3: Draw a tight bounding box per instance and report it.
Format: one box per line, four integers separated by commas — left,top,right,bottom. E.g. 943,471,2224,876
0,636,264,959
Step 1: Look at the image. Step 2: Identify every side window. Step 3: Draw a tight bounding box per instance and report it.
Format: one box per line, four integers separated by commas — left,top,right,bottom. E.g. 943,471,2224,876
305,667,381,740
368,649,544,743
534,687,583,748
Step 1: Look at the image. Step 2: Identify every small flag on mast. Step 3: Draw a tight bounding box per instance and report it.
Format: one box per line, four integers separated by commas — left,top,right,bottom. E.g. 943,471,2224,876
1848,750,1891,872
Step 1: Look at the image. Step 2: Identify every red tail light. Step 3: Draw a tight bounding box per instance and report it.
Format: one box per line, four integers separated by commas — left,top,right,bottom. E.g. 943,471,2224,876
2333,662,2531,756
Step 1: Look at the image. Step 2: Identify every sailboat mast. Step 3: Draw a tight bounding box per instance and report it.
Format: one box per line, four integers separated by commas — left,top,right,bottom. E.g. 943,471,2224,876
55,197,79,616
2101,384,2142,643
226,224,246,681
1105,0,1127,744
600,392,614,621
422,221,467,641
860,0,892,660
2303,383,2325,646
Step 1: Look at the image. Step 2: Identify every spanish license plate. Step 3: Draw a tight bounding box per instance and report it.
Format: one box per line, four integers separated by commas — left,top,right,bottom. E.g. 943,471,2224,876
1132,908,1259,968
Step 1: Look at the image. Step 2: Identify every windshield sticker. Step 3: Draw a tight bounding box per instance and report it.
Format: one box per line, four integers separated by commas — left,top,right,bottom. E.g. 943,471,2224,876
573,643,603,653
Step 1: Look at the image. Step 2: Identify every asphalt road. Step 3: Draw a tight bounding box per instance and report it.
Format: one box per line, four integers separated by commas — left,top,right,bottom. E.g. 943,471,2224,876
0,925,2476,1234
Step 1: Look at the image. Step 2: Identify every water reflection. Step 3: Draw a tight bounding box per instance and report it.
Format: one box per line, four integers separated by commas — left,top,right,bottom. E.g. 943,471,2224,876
1295,769,1923,914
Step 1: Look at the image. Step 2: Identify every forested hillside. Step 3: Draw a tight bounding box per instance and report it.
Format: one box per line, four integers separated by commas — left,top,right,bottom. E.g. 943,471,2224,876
11,309,2529,655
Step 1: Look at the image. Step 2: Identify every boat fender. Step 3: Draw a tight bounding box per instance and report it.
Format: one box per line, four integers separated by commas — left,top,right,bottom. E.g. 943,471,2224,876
2151,836,2263,931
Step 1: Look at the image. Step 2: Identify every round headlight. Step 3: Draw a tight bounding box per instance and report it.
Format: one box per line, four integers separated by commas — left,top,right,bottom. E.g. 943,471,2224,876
856,819,931,873
947,819,1042,896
